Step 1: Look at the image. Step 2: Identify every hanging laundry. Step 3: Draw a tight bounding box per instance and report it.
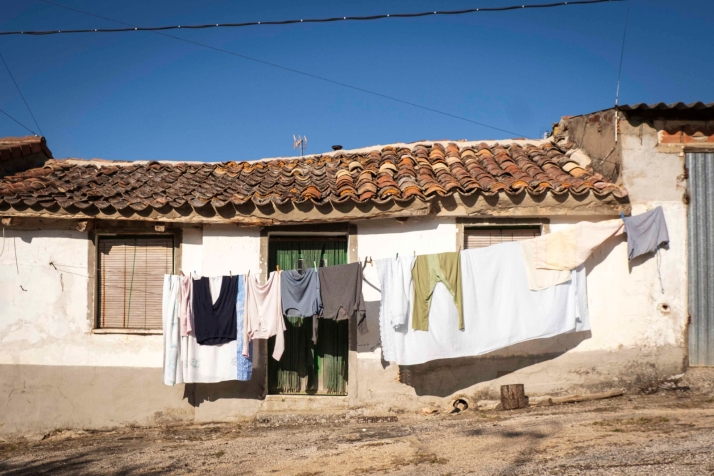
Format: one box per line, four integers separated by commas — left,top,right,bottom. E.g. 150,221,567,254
281,268,322,318
193,276,239,345
179,275,193,337
623,206,670,260
162,274,183,386
245,271,285,361
382,242,589,366
518,240,572,291
235,275,252,381
531,219,624,271
411,252,463,331
318,262,367,336
164,273,241,385
376,256,415,330
182,276,238,383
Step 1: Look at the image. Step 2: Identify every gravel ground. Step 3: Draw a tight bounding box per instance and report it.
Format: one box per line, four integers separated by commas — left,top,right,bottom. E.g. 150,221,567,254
1,370,714,475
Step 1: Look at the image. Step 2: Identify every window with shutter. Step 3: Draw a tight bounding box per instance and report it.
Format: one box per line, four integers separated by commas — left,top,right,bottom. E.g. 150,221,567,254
97,236,174,329
464,226,541,249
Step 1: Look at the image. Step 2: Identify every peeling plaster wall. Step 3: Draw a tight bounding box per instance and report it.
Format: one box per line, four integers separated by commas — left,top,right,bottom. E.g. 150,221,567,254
0,229,163,368
0,229,192,434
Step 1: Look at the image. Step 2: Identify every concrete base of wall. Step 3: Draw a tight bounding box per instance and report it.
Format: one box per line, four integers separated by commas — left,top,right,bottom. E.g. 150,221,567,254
0,345,687,435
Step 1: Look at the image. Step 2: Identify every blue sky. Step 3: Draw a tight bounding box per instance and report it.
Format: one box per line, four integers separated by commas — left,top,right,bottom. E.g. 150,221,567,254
0,0,712,161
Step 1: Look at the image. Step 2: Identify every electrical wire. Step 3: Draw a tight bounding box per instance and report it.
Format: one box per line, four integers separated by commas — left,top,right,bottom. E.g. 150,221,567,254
36,0,532,137
0,105,37,135
6,0,624,36
0,260,166,297
0,51,43,136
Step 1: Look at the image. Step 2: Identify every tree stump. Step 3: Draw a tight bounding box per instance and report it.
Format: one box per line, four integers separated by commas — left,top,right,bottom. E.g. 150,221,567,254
500,384,529,410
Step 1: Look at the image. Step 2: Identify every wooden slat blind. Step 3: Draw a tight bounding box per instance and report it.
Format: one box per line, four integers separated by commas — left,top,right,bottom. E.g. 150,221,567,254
464,227,541,249
97,236,174,329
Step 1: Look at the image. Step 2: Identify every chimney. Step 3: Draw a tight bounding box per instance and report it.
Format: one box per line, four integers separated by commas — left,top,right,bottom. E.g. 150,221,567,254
332,145,343,151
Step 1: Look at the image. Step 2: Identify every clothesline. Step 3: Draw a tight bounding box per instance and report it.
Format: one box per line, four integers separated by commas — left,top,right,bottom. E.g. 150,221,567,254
160,209,671,384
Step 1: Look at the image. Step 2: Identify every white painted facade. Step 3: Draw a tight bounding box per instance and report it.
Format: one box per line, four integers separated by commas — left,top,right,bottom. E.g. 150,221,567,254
0,207,686,371
0,116,691,433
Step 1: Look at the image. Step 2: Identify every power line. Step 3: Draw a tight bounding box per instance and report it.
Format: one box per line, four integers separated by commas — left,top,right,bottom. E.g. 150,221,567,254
0,51,43,136
37,0,529,137
0,105,37,135
6,0,624,36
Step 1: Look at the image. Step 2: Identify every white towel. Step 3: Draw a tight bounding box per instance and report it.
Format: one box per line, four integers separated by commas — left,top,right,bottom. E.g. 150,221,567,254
383,242,589,366
162,275,184,385
376,256,415,329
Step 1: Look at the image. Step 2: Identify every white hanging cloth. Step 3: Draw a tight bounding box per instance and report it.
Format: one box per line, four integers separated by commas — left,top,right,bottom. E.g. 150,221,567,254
162,274,184,385
163,274,240,385
379,242,589,366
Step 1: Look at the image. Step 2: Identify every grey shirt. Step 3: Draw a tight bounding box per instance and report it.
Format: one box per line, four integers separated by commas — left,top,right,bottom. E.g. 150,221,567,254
318,262,367,335
623,206,670,260
281,268,322,318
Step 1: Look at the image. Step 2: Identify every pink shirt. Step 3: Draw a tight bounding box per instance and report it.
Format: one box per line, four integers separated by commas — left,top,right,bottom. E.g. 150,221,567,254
244,271,285,361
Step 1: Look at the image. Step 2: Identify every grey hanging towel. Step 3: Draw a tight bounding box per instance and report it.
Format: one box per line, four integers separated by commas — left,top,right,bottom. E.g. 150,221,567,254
318,262,367,335
623,206,670,260
281,268,322,318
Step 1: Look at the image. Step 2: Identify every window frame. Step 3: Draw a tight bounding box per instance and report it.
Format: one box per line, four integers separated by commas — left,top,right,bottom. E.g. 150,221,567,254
90,225,182,335
457,217,549,251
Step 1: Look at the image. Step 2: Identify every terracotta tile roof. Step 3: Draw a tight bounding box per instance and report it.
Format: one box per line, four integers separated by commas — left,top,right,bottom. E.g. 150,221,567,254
0,136,52,162
0,141,626,212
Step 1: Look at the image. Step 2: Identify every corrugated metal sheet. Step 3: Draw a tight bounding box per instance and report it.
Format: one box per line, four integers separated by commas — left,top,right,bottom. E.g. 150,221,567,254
687,152,714,366
619,101,714,112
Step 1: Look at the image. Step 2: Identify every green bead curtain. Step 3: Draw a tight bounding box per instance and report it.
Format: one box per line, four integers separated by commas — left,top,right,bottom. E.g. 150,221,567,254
267,238,348,395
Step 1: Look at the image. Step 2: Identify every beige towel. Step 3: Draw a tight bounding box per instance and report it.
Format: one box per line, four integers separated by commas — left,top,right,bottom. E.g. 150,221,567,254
519,219,624,291
519,240,572,291
534,219,624,271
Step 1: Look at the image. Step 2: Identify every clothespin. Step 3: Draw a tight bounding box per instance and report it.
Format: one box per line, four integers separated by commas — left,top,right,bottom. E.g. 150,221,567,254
229,270,232,276
313,260,317,271
620,211,626,222
247,269,250,278
179,270,185,276
413,250,416,257
276,264,280,272
396,253,398,259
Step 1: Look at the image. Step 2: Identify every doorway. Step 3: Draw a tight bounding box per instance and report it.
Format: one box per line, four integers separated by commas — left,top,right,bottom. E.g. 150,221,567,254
267,236,349,394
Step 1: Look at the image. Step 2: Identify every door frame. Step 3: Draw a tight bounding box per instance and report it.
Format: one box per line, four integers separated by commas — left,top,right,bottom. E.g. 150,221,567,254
258,224,359,397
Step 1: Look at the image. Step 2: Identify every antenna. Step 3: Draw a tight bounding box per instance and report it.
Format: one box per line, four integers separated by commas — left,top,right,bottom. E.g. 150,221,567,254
293,135,307,157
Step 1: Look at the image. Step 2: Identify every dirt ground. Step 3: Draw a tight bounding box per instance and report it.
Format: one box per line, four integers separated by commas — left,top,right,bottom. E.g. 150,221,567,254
2,370,714,476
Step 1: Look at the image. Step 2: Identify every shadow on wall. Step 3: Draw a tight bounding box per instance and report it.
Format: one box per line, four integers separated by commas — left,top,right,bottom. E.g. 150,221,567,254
395,331,591,397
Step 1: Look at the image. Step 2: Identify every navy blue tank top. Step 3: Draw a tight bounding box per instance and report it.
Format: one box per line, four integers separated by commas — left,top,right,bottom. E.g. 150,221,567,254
192,276,238,345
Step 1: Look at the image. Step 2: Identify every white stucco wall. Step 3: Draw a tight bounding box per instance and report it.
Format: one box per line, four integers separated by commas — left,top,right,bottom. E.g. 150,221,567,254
201,225,261,276
0,229,165,368
357,217,458,260
550,204,686,355
0,225,266,369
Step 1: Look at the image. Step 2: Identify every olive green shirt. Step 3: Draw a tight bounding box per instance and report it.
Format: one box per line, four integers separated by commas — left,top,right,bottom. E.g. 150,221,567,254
411,252,463,331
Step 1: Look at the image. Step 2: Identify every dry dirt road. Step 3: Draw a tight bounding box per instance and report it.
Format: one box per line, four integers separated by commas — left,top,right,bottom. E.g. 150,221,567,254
2,372,714,476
